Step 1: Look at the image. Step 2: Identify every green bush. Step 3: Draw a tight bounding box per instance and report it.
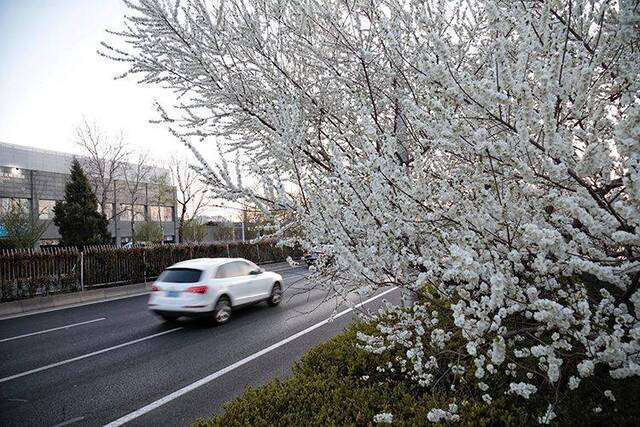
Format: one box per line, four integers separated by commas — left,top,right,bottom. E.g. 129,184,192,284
197,323,640,426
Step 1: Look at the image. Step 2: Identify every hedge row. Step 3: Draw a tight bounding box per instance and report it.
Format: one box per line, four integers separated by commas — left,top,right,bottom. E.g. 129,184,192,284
0,241,301,302
197,320,640,426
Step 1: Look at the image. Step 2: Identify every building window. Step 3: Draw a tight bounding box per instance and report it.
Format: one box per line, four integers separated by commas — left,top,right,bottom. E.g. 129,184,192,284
164,206,174,222
0,198,30,214
39,200,57,219
134,205,145,221
0,166,25,180
119,204,145,221
149,206,174,222
148,206,160,222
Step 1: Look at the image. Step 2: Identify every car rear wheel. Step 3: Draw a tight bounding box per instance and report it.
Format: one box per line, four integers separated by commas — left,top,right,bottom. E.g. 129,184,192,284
268,283,282,306
211,296,232,325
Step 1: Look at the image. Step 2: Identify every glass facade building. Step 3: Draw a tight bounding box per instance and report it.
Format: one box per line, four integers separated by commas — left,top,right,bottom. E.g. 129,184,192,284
0,141,178,246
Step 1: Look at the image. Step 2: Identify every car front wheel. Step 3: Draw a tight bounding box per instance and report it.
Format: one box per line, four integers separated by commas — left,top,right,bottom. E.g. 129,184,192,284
268,283,282,306
211,296,232,325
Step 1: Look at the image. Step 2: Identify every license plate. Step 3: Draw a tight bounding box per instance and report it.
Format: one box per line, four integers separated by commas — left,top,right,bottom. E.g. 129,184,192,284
166,291,180,297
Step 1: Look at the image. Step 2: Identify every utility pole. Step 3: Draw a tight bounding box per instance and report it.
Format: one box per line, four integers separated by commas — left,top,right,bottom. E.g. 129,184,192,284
241,203,246,242
113,180,119,246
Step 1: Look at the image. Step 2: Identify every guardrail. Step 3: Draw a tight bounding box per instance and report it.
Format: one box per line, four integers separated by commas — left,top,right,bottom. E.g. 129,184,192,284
0,241,300,302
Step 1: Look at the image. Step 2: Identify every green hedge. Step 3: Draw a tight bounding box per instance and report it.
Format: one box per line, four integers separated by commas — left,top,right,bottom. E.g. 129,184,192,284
197,322,640,426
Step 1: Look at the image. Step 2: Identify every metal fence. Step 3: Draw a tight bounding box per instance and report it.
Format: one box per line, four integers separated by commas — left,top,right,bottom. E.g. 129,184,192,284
0,241,301,302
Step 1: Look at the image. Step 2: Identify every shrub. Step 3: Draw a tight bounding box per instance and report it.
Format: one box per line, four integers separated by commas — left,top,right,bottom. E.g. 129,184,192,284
197,320,640,426
134,220,164,243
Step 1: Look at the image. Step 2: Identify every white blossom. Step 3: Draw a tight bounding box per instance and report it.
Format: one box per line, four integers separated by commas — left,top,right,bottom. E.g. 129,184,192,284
577,360,595,378
427,404,460,423
373,412,393,424
604,390,616,402
538,404,557,425
107,0,640,417
568,376,581,390
508,382,538,399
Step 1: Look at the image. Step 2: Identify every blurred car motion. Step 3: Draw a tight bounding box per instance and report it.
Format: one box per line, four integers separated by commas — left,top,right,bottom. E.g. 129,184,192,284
148,258,283,324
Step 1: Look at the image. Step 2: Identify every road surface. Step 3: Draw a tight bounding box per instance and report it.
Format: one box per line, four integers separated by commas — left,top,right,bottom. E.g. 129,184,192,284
0,263,399,426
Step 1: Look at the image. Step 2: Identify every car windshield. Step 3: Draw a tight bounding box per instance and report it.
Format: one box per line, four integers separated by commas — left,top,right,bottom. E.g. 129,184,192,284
158,268,203,283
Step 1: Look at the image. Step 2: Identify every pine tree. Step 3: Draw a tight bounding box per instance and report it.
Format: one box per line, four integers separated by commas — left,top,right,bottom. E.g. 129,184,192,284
53,159,111,246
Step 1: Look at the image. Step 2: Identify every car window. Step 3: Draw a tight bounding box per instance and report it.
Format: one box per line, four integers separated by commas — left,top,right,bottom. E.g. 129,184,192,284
158,268,203,283
214,264,228,279
239,261,255,275
216,261,247,278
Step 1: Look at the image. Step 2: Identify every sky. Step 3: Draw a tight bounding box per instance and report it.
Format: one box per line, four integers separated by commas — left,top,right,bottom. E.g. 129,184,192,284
0,0,233,218
0,0,186,158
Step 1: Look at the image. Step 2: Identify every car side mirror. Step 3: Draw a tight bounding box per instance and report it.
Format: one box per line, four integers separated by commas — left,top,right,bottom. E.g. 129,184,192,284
249,269,262,275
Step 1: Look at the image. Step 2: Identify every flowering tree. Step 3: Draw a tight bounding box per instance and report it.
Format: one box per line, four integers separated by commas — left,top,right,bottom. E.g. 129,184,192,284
105,0,639,419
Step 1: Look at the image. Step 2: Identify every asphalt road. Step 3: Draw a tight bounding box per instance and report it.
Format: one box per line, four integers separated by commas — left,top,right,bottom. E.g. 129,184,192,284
0,263,400,427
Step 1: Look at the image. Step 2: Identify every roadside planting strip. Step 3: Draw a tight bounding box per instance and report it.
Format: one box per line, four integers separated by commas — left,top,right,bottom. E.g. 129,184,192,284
103,287,399,427
0,318,106,343
0,327,183,384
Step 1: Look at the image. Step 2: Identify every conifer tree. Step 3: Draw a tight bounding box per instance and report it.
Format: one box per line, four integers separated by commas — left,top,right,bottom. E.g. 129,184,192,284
53,159,111,246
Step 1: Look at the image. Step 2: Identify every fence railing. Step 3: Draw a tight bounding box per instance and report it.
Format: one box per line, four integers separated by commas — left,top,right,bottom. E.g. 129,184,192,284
0,241,301,303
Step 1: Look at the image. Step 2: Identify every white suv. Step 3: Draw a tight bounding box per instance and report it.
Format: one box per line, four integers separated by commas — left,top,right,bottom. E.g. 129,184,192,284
148,258,283,324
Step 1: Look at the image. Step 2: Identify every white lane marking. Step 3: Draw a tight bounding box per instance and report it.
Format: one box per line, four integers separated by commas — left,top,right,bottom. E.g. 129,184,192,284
0,327,182,384
0,318,107,343
52,416,85,427
103,287,398,427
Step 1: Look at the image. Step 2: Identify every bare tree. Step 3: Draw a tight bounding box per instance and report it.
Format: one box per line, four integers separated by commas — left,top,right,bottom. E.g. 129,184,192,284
133,220,163,244
122,152,152,242
169,157,209,242
149,169,173,238
180,218,208,243
75,119,129,220
0,199,49,249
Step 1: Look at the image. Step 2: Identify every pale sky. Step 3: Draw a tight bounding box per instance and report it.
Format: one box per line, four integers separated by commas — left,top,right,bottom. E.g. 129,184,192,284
0,0,222,161
0,0,234,218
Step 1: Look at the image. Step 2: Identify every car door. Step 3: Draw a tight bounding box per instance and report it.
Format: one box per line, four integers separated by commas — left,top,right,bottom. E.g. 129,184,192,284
236,261,272,303
216,262,246,305
243,260,272,297
215,261,258,305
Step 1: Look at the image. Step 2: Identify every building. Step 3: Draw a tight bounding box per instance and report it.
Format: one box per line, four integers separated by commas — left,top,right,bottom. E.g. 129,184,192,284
0,141,178,246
